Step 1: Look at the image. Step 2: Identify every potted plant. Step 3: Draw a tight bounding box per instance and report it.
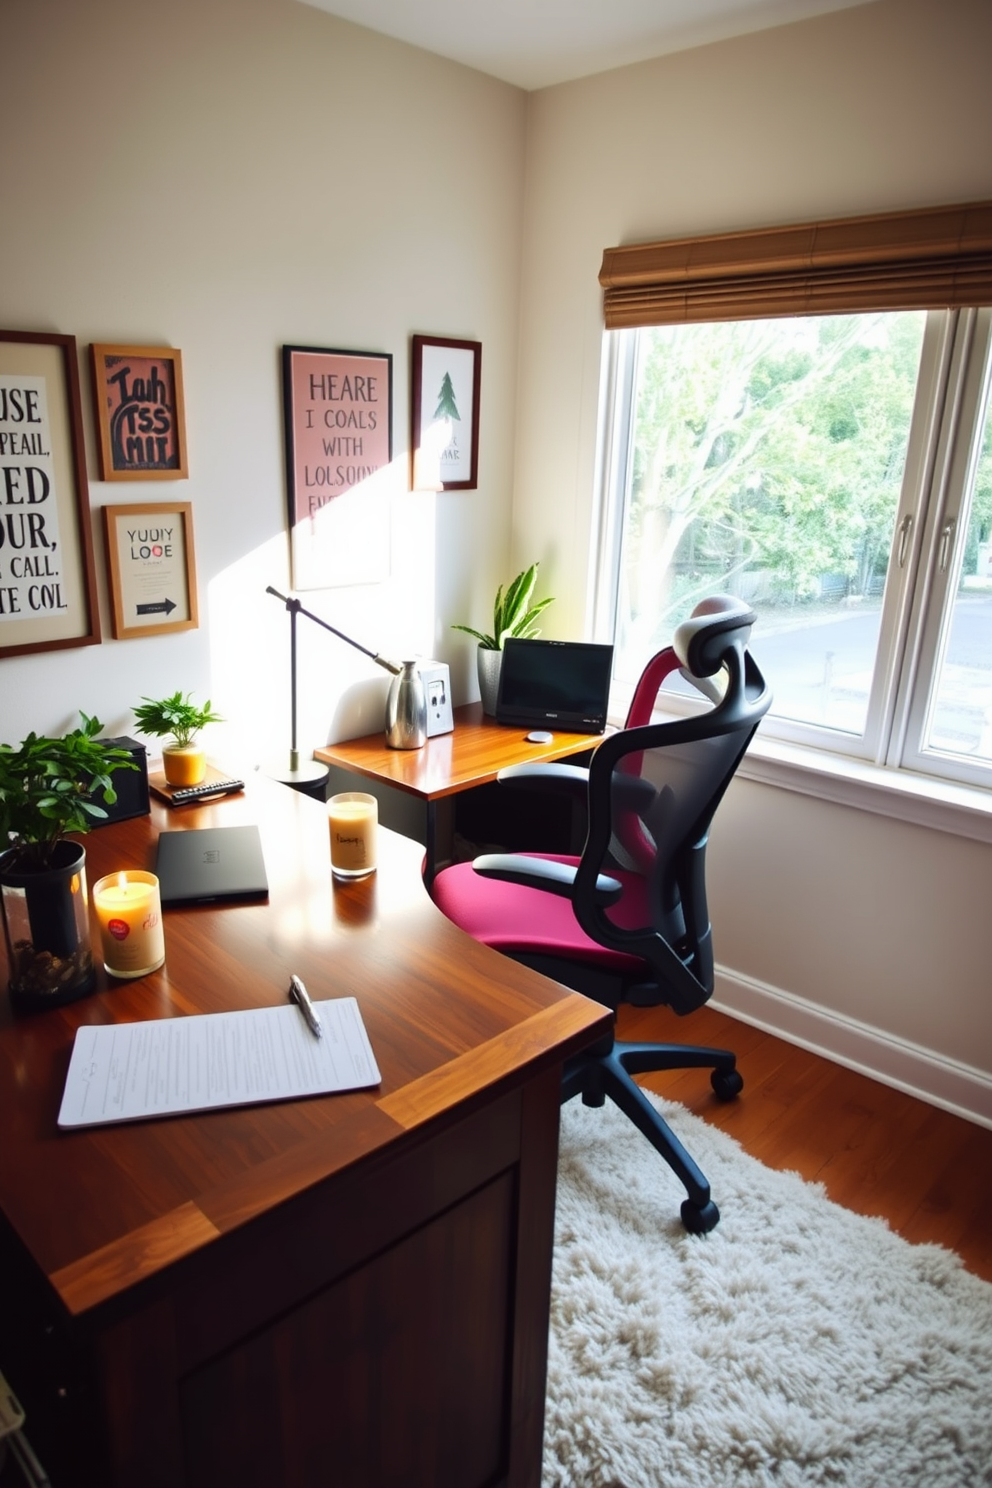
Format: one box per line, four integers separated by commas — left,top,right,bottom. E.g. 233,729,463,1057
132,690,223,787
0,714,137,1008
452,563,554,715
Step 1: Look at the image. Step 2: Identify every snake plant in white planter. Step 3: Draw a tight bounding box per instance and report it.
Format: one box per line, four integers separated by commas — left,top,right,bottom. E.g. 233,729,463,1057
452,563,554,715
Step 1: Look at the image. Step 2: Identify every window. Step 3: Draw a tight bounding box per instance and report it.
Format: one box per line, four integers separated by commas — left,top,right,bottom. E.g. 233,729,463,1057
593,205,992,795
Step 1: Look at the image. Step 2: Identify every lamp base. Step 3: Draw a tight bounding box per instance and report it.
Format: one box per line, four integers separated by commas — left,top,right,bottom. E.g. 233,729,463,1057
265,758,330,801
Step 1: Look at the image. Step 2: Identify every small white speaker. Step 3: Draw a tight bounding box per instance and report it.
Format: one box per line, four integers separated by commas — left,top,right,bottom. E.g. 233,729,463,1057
419,661,453,737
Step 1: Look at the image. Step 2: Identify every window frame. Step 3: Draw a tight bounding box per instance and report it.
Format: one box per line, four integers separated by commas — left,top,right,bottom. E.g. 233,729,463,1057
592,203,992,832
894,307,992,789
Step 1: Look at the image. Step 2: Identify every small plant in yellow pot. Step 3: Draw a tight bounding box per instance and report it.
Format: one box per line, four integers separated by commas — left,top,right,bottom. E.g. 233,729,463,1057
132,691,223,788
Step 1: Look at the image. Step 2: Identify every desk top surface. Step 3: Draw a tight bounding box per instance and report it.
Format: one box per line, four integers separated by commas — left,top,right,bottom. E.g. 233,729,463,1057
315,701,604,801
0,775,609,1319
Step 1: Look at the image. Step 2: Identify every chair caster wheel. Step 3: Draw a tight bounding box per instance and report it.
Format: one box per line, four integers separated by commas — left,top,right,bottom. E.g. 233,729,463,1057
681,1198,720,1234
711,1067,744,1101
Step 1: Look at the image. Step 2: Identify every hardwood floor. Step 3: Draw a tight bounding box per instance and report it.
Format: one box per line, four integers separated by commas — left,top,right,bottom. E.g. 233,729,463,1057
616,1002,992,1284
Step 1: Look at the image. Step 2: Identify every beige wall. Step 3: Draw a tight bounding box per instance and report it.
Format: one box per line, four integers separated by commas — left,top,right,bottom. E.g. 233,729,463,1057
513,0,992,1112
2,0,526,758
514,0,992,633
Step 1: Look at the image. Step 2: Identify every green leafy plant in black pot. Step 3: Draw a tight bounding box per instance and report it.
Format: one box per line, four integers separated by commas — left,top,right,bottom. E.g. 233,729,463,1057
0,714,137,1008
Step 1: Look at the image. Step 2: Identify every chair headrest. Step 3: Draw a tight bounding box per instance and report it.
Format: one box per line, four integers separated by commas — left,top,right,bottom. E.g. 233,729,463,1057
673,595,756,678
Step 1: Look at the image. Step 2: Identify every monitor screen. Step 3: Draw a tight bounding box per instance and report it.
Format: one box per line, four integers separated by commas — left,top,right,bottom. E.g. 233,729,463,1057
496,638,614,733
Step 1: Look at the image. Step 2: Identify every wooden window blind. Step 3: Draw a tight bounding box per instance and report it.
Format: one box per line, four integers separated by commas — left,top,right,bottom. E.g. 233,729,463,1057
599,201,992,329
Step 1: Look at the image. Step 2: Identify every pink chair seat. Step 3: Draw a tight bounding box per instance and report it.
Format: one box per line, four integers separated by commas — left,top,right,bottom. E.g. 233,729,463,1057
431,853,647,974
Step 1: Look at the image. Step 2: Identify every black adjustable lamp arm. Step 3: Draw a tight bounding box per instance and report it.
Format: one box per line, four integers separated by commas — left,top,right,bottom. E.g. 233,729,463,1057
265,587,402,675
265,585,404,774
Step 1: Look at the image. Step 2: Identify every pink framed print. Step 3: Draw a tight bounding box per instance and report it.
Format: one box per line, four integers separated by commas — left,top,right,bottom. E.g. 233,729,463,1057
281,344,393,589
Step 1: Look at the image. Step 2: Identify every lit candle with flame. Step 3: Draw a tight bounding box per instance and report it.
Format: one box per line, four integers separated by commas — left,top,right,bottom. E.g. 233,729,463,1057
93,870,166,979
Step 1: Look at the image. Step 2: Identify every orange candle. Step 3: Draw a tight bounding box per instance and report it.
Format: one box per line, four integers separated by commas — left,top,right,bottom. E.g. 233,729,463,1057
93,870,166,979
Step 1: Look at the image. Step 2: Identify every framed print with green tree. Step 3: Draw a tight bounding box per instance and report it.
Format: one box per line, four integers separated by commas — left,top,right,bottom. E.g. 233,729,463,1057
411,335,481,491
0,330,101,658
282,344,393,590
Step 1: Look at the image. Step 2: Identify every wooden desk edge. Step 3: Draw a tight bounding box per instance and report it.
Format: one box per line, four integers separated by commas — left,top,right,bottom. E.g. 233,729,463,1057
50,1201,221,1317
378,994,610,1129
46,994,608,1317
314,702,609,802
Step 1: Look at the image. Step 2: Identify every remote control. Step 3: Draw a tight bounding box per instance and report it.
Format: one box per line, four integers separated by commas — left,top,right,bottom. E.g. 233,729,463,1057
169,778,245,804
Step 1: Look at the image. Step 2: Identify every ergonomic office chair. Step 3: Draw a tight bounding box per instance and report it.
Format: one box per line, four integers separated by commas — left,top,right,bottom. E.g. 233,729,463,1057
431,597,772,1233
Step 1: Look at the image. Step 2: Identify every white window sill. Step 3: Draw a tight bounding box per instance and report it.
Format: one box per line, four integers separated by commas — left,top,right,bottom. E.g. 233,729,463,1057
736,736,992,845
607,689,992,844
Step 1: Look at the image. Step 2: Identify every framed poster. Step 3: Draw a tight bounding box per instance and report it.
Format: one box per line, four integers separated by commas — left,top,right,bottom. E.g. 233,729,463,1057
411,335,481,491
102,502,198,639
90,344,188,480
282,344,393,590
0,330,101,657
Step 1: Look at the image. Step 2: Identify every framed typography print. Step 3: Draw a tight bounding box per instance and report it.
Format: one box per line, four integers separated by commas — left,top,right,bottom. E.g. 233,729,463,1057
102,501,198,639
411,335,481,491
0,330,101,657
282,344,393,590
90,344,188,480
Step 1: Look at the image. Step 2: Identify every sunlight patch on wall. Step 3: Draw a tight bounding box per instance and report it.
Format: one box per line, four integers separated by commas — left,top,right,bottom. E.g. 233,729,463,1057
207,462,437,776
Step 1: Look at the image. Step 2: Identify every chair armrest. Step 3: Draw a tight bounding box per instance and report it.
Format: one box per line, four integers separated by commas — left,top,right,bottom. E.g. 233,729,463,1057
473,853,623,906
495,762,590,801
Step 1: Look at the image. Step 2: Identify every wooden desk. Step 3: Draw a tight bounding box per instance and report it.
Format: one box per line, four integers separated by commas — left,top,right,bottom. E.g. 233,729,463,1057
315,702,603,880
0,776,609,1488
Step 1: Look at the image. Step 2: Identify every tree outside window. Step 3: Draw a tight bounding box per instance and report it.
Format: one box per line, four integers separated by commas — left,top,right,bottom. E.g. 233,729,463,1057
601,307,992,786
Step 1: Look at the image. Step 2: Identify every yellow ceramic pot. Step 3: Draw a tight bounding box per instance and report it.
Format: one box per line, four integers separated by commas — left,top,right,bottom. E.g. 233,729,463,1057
162,744,206,787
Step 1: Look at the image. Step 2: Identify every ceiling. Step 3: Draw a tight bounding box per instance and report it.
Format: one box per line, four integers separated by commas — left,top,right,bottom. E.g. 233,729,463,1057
297,0,877,91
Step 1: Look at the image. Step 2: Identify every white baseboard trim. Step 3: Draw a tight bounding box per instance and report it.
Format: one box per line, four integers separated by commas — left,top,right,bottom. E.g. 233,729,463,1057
712,967,992,1131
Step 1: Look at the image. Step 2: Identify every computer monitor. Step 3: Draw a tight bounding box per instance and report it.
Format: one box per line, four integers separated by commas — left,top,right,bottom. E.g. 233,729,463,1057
496,638,614,733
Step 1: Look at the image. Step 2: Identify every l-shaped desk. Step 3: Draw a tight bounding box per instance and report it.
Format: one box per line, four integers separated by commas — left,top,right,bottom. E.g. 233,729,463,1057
0,773,610,1488
315,701,603,882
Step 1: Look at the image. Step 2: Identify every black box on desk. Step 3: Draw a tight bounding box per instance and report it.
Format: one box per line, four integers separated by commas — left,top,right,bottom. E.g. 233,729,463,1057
93,736,150,824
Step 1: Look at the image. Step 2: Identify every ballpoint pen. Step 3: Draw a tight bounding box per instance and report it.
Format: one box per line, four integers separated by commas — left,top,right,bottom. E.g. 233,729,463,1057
288,974,322,1039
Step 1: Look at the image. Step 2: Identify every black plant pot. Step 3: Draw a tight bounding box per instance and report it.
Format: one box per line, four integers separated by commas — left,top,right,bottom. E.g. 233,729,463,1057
0,841,96,1011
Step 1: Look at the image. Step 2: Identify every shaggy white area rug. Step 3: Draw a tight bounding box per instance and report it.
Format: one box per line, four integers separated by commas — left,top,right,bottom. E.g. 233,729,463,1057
545,1093,992,1488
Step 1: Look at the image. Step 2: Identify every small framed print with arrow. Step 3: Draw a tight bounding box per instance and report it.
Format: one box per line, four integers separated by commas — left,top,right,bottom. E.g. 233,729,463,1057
102,501,198,639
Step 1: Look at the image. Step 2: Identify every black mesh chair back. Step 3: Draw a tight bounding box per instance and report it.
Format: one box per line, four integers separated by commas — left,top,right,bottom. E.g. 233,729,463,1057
572,640,769,1016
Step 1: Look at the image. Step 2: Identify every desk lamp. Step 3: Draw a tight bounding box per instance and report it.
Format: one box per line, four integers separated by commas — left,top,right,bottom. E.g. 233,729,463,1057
265,587,427,769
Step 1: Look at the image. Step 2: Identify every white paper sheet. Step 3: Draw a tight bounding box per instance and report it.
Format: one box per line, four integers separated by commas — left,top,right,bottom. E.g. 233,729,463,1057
57,998,381,1128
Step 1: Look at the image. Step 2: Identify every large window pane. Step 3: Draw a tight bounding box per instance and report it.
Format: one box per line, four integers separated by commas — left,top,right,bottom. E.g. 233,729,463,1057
616,313,927,736
924,368,992,764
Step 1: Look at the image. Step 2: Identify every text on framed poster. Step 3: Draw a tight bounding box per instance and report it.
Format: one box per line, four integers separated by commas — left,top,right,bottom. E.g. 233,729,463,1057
281,345,393,590
282,345,392,522
0,330,101,656
102,502,198,639
90,344,188,481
